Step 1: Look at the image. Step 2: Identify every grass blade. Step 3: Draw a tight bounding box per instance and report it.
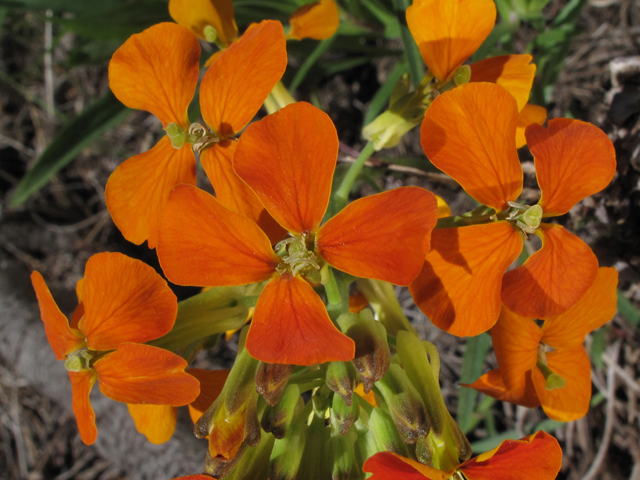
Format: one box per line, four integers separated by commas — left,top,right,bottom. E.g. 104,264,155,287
457,333,492,434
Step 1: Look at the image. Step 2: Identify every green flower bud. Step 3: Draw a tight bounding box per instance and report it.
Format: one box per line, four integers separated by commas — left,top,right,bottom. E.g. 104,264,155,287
270,421,307,480
261,384,301,439
326,361,358,406
256,362,295,406
366,408,409,457
296,412,331,480
329,429,359,480
331,391,359,435
227,433,276,480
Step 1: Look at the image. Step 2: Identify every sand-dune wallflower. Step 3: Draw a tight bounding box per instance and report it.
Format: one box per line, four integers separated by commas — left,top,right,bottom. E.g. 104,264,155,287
106,20,287,248
157,102,438,366
409,82,616,337
468,267,617,422
31,252,200,445
287,0,340,40
363,431,562,480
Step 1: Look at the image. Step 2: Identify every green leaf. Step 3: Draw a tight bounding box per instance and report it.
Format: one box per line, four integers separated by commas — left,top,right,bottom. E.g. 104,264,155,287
391,0,423,88
590,326,608,368
11,91,130,207
364,61,408,126
617,289,640,327
289,37,336,92
457,333,492,434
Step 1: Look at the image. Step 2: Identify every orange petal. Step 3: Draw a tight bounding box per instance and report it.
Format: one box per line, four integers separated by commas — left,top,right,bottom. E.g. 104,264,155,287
491,306,543,392
420,83,522,211
31,271,85,360
363,451,451,480
288,0,340,40
542,267,618,349
169,0,237,45
470,55,536,111
209,401,245,459
95,343,200,406
355,382,377,407
531,347,592,422
68,370,98,445
127,404,177,444
516,104,546,149
409,223,523,337
246,274,355,366
435,194,452,218
317,187,438,285
105,136,197,248
200,20,286,138
70,278,85,330
172,476,215,480
201,140,286,245
464,369,540,409
108,23,199,128
157,185,280,286
528,118,617,217
79,252,177,351
501,223,599,319
460,431,562,480
187,368,230,424
406,0,496,82
349,292,369,314
234,102,337,235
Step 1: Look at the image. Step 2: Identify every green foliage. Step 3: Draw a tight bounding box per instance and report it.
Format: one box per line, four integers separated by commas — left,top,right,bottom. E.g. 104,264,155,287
458,334,492,434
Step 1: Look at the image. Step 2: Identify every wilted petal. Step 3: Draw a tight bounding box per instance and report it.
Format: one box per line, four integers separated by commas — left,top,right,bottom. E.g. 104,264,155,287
127,404,177,445
169,0,237,45
288,0,340,40
68,370,98,445
470,55,536,111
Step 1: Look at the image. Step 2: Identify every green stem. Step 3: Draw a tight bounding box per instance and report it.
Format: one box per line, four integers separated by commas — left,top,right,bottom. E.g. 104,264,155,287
289,37,336,92
335,141,376,207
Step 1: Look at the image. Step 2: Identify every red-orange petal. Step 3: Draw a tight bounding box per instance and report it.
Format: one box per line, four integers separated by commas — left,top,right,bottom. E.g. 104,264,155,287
157,185,281,286
363,451,451,480
465,369,540,409
105,136,197,249
246,274,355,366
200,20,287,138
234,102,337,235
172,476,214,480
421,83,522,211
94,343,200,406
502,223,599,319
79,252,177,351
317,187,438,285
528,118,617,217
127,404,177,444
406,0,496,83
288,0,340,40
201,140,286,245
68,370,98,445
187,368,230,424
542,267,618,349
470,55,536,112
169,0,237,45
31,271,85,360
108,23,200,128
409,222,523,337
516,104,546,149
460,431,562,480
531,347,592,422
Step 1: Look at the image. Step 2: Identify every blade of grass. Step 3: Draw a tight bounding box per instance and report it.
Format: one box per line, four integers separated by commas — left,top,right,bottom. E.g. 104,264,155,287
289,37,336,93
363,61,408,126
391,0,423,88
617,289,640,327
458,333,492,434
362,0,400,38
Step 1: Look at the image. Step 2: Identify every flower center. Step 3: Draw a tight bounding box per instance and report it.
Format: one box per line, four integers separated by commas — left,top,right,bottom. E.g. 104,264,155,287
64,348,94,372
536,343,565,391
166,122,220,154
506,201,543,239
275,234,324,283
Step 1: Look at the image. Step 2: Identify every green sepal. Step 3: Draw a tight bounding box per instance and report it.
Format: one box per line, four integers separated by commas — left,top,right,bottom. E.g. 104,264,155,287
261,384,302,439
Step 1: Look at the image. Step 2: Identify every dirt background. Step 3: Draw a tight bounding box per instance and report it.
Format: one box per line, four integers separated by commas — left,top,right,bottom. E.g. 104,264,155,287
1,0,640,479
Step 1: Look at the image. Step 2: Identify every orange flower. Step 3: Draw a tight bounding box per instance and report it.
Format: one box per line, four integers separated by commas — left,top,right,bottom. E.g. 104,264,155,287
169,0,238,46
288,0,340,40
468,267,618,422
31,252,200,445
157,102,438,366
363,431,562,480
106,20,287,248
409,82,616,336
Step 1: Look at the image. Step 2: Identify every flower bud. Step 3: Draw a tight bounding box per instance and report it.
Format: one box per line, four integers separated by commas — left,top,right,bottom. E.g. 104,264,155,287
325,361,358,406
270,421,307,480
228,433,276,480
296,412,331,480
366,408,409,457
204,443,247,478
331,391,359,435
328,429,358,480
256,362,295,406
261,384,301,439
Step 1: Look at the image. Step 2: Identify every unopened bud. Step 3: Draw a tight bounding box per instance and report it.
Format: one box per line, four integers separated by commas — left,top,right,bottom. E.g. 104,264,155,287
366,408,409,456
326,361,357,406
337,309,390,394
166,122,187,149
270,421,307,480
244,389,261,447
261,384,301,439
329,429,357,480
389,73,411,107
453,65,472,86
331,392,358,435
256,362,295,406
204,442,247,477
230,432,276,479
296,412,331,480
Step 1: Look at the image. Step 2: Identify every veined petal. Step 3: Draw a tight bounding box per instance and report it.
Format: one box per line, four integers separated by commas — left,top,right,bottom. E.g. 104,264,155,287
528,118,617,217
492,306,543,391
94,343,200,406
470,55,536,111
531,347,592,422
409,223,523,337
201,141,286,245
127,404,177,445
68,370,98,445
502,224,599,319
363,451,451,480
421,83,522,211
187,368,230,424
288,0,340,40
317,187,438,285
246,274,355,366
79,252,177,351
465,369,540,408
460,431,562,480
406,0,496,82
542,267,618,349
516,104,546,149
157,185,281,286
200,20,286,138
169,0,237,45
234,102,337,235
108,23,199,128
31,271,85,360
105,136,197,249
